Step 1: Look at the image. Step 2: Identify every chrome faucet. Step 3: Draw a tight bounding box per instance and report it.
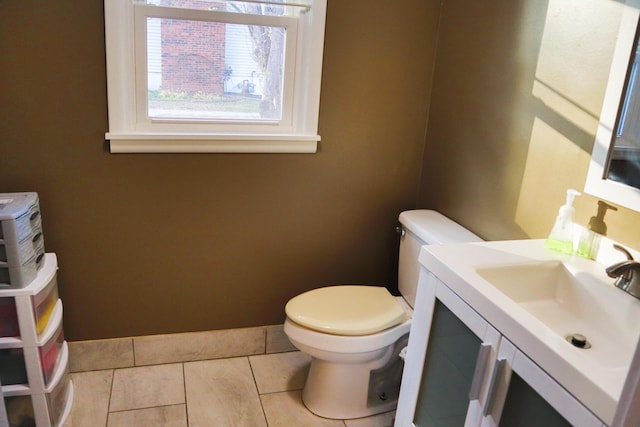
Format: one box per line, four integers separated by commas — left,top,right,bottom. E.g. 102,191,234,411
606,244,640,299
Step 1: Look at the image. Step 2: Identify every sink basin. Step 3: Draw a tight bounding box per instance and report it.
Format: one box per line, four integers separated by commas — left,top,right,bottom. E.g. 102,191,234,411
476,260,637,369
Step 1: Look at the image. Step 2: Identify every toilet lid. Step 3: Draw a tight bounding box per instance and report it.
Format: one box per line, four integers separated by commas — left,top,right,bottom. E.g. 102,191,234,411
285,286,407,336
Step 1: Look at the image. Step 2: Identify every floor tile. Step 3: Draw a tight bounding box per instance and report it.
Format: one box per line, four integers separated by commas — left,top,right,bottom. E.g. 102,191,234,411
344,411,396,427
64,370,113,427
134,327,265,365
66,327,400,427
107,405,188,427
184,357,267,427
261,390,346,427
68,338,134,372
249,351,310,394
109,364,185,412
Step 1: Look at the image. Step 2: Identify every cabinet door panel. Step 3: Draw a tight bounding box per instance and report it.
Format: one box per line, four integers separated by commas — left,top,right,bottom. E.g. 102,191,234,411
482,338,602,427
499,372,571,427
405,275,500,427
413,299,482,426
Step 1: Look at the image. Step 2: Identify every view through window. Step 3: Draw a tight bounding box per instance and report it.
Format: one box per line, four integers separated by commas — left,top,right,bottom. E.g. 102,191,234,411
146,7,287,121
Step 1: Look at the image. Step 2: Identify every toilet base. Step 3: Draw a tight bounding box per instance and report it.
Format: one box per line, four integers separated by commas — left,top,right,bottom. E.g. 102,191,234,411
301,334,408,420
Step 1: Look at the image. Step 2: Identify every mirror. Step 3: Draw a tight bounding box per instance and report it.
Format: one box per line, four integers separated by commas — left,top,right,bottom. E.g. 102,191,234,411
585,2,640,211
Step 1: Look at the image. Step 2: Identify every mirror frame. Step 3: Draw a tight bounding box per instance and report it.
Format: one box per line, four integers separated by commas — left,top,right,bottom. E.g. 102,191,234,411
585,3,640,212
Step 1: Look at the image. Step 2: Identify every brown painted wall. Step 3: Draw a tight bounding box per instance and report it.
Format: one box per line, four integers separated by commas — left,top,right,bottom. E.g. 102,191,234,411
4,0,640,341
419,0,640,250
0,1,441,339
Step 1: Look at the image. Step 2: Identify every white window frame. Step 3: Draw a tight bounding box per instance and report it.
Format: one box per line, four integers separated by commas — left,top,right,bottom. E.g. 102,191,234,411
104,0,326,153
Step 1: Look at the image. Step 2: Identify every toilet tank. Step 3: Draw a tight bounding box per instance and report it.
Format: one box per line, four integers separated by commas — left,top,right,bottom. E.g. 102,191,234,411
398,210,482,307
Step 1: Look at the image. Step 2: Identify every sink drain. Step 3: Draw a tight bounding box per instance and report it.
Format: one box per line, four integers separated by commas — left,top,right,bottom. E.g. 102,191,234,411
566,333,591,349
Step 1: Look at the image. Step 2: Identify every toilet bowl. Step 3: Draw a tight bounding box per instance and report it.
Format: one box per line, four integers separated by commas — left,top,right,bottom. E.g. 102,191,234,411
284,210,482,419
284,287,412,419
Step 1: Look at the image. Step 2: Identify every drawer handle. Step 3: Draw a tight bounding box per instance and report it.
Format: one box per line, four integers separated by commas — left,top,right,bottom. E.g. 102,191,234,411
468,343,491,401
30,211,40,221
483,357,507,417
35,253,44,264
32,232,42,243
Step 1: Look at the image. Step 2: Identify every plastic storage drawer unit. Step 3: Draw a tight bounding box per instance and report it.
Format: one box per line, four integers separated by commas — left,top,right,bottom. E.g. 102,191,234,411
0,297,19,337
39,322,64,386
2,371,73,427
0,193,73,426
0,255,60,342
32,270,59,339
0,348,28,385
0,193,44,289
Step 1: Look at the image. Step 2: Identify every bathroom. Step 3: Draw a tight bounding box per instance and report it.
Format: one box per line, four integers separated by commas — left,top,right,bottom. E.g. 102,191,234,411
1,0,640,426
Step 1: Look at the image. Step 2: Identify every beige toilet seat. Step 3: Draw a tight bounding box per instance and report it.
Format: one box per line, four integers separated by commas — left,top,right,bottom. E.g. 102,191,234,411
285,285,407,336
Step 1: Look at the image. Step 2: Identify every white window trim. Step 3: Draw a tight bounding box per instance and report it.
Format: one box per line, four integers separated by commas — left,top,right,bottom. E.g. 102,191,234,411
104,0,326,153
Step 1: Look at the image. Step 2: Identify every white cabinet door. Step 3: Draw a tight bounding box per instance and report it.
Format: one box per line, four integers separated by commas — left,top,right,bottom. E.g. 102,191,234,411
395,272,500,427
481,337,603,427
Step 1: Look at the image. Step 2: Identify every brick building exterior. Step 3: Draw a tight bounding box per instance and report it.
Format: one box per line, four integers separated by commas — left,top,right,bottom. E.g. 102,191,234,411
159,3,227,95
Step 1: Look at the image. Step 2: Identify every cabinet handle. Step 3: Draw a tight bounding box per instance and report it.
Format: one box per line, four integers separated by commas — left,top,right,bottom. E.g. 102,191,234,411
468,343,491,401
483,357,507,417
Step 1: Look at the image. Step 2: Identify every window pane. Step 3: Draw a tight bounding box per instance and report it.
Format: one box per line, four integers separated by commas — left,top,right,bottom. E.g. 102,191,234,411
147,17,286,121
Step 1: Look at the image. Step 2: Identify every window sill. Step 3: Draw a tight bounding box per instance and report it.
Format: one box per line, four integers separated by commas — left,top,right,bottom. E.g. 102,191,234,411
106,133,319,153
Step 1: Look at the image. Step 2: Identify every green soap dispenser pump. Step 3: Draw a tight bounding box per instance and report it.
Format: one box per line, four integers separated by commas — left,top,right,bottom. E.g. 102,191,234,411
577,201,617,259
545,189,581,254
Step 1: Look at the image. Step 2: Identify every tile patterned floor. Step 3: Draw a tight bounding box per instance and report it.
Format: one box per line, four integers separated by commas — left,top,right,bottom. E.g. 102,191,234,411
63,329,395,427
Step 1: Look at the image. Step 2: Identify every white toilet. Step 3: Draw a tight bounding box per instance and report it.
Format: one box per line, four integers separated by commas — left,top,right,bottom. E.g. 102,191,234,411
284,210,482,419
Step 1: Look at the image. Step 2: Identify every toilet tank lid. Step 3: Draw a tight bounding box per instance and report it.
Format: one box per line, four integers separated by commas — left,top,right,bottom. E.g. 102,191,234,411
285,286,407,336
399,210,483,244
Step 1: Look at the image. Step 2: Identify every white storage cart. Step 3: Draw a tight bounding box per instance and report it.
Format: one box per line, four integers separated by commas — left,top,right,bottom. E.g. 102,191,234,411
0,193,73,426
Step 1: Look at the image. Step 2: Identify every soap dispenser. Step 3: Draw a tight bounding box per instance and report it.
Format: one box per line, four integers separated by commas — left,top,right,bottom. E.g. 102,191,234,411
545,189,580,254
577,201,617,260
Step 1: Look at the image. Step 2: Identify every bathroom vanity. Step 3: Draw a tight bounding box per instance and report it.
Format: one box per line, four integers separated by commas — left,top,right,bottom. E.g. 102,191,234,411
395,239,640,427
